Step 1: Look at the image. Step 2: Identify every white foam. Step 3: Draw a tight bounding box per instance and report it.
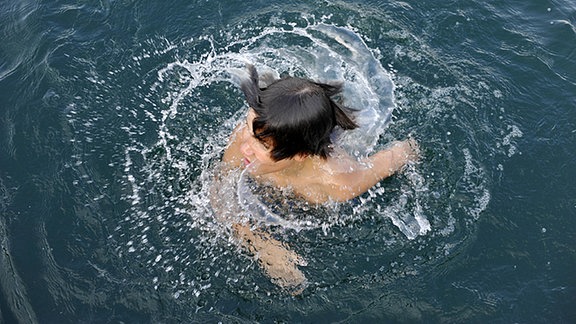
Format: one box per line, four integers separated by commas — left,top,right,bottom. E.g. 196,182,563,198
462,148,491,220
501,124,523,157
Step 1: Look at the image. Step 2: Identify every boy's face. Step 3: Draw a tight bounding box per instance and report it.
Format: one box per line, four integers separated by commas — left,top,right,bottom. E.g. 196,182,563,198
239,109,296,176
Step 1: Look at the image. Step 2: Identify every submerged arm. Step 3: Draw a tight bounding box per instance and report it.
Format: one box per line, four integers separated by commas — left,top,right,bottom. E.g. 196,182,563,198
232,223,307,294
212,123,307,294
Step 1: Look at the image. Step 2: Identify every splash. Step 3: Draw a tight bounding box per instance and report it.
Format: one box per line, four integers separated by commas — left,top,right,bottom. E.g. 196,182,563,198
64,12,500,300
128,22,429,237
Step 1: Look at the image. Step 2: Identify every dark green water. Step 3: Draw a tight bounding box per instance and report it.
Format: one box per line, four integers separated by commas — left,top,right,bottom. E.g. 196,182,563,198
1,0,575,323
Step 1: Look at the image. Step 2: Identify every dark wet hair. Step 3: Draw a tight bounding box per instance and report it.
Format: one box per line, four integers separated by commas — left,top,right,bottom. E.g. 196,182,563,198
240,65,358,161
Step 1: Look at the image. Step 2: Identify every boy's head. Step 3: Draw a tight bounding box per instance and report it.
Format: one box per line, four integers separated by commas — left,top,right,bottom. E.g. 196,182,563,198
241,65,357,161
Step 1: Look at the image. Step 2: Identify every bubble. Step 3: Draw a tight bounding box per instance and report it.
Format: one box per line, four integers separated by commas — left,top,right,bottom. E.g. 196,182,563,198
501,124,523,157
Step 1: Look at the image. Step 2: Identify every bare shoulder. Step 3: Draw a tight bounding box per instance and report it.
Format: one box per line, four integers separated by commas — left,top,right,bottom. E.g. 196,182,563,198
303,153,369,203
282,158,346,204
310,139,420,203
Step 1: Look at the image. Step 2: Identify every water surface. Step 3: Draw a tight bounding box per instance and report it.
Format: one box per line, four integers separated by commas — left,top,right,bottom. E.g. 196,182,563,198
0,0,575,322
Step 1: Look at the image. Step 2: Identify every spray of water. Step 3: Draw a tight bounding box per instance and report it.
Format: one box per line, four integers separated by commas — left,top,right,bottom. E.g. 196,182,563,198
64,14,508,299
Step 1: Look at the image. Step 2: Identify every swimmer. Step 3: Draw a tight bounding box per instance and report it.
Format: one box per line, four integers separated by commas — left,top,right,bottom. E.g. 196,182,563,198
215,65,419,294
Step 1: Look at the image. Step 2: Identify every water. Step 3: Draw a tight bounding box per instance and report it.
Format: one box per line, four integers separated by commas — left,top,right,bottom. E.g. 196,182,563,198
1,0,575,322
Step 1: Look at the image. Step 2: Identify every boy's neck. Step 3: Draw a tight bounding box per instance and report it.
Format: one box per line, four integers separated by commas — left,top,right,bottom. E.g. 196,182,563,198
277,155,320,178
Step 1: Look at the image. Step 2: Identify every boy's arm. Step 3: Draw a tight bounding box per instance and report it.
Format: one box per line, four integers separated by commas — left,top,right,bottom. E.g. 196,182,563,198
328,139,419,202
213,124,307,294
232,223,307,294
365,138,419,179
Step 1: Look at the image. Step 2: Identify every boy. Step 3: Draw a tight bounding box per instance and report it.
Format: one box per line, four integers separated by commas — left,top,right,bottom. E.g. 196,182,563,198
218,65,418,293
